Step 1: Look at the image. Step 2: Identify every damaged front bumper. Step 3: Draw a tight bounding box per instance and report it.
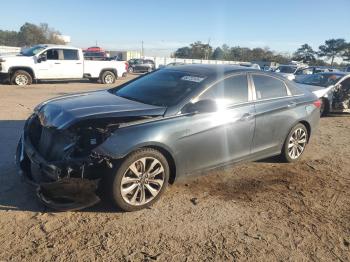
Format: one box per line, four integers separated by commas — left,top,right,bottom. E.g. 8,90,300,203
16,128,101,211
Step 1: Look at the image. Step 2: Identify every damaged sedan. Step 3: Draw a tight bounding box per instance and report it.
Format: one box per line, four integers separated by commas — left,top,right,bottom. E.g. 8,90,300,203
17,65,320,211
295,72,350,116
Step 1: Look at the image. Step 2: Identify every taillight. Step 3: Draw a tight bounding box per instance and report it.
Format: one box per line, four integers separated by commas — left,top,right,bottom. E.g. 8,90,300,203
313,99,322,108
125,62,129,71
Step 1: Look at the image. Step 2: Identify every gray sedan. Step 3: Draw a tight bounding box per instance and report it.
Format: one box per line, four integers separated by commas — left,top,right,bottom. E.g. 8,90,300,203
17,65,320,211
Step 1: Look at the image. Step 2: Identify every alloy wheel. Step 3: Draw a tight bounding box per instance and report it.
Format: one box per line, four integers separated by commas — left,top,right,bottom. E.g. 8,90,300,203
15,75,28,86
288,128,307,159
104,74,114,84
120,157,165,206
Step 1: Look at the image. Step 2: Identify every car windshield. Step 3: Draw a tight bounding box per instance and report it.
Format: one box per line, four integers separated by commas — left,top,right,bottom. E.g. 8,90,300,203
20,45,46,56
275,66,297,74
297,73,343,87
114,70,206,107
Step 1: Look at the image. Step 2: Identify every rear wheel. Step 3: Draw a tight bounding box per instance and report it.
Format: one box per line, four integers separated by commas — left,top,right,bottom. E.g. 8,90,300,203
281,123,308,163
11,70,32,86
128,67,134,73
107,148,169,211
100,71,116,84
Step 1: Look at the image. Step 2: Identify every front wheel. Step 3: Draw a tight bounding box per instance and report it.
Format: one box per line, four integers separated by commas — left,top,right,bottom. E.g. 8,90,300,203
100,71,116,84
108,148,169,211
11,70,32,86
281,123,308,163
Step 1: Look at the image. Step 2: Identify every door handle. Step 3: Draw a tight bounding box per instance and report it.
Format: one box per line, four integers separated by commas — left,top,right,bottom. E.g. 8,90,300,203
287,102,297,108
76,62,82,64
240,113,254,121
54,62,61,64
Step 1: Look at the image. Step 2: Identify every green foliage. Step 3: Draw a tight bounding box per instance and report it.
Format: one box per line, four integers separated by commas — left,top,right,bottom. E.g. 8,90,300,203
342,43,350,63
293,44,316,63
318,39,346,65
174,39,349,66
0,22,65,47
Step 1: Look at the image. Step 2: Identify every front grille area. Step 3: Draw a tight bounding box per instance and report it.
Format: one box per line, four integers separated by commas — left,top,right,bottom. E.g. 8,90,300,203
27,115,74,161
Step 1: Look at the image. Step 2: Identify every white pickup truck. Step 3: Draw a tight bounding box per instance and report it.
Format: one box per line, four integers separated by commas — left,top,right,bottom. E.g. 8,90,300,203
0,44,128,86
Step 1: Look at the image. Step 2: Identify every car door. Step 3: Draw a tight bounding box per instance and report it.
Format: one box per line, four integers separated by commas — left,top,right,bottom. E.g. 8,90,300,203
133,59,143,72
250,73,297,156
61,49,83,78
177,73,256,172
35,48,64,79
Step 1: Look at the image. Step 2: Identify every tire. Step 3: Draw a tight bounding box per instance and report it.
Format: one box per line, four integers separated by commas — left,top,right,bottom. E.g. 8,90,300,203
128,67,134,73
147,67,152,73
107,148,169,212
320,98,329,117
281,123,308,163
100,71,116,84
11,70,32,86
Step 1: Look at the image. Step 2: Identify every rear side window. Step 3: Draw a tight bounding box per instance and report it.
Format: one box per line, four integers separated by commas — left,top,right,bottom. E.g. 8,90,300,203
252,75,288,100
200,74,249,105
63,49,79,60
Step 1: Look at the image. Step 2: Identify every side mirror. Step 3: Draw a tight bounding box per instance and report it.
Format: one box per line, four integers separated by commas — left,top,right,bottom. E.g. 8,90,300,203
183,99,218,114
37,55,47,63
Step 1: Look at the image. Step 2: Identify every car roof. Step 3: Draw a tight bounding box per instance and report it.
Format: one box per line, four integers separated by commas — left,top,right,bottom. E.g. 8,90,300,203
33,44,79,49
161,64,254,76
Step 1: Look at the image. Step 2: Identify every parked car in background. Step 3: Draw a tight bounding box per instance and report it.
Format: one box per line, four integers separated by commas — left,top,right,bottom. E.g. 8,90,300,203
128,59,155,73
17,64,320,211
0,44,127,86
294,66,340,82
274,65,298,80
295,72,350,116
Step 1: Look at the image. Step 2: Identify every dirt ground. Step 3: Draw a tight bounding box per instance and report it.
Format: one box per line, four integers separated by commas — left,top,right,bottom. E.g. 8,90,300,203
0,76,349,261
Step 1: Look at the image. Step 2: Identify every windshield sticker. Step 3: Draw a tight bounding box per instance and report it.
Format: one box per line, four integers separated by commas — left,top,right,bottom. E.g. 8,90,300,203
181,76,206,83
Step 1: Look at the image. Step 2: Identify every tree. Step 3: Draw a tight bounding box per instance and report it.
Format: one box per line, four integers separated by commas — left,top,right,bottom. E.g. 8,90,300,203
318,38,346,66
0,22,65,47
190,41,212,59
212,47,224,60
174,46,191,58
293,44,316,63
342,42,350,63
0,30,19,46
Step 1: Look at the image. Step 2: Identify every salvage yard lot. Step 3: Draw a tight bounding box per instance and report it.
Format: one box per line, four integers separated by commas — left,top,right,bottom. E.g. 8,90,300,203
0,77,349,261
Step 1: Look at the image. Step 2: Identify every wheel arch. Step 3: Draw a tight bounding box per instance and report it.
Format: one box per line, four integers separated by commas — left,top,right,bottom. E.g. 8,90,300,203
99,68,118,79
298,120,311,142
9,66,35,79
101,141,178,184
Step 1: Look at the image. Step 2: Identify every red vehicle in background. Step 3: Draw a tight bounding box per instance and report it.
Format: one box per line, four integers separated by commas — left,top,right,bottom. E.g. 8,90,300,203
83,46,108,61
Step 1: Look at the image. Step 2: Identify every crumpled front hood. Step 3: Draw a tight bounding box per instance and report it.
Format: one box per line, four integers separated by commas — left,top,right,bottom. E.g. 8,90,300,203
36,90,166,129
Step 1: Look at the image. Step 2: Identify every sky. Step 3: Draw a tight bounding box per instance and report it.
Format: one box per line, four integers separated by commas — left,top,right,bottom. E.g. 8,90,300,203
1,0,350,56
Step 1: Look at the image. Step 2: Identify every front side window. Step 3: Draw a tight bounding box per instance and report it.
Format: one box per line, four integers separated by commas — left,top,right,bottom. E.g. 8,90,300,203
199,74,249,106
63,49,79,60
252,75,288,100
46,49,60,60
